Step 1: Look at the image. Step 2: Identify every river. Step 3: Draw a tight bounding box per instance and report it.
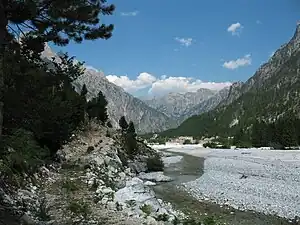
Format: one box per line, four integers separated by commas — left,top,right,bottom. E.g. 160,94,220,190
153,150,294,225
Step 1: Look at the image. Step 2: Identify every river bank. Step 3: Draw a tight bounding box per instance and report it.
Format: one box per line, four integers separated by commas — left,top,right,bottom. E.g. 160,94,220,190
153,145,300,224
0,125,185,225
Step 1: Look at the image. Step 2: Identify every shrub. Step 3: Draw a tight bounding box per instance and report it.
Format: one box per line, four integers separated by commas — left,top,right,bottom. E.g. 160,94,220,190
156,213,170,221
203,142,216,148
140,204,152,216
68,200,91,219
125,200,136,208
86,146,94,153
1,129,50,177
62,178,79,193
203,216,217,225
123,133,138,157
146,155,164,172
36,197,51,221
183,139,192,145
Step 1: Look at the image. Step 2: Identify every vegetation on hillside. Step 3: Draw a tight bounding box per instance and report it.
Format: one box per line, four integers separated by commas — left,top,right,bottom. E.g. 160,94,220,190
160,50,300,149
0,0,115,185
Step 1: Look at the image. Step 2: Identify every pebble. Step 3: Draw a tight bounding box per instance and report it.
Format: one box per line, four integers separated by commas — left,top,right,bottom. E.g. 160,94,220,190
183,153,300,219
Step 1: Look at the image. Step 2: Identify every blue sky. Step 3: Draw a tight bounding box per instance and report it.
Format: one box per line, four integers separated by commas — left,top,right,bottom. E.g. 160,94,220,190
51,0,300,98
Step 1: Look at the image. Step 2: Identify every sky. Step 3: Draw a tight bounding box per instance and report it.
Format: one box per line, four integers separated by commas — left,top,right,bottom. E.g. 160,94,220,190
51,0,300,98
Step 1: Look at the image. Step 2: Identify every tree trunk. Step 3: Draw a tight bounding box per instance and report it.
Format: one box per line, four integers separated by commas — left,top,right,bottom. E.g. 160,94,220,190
0,0,8,139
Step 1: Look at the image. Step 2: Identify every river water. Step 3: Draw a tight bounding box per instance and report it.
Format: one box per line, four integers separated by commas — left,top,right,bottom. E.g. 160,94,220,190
153,151,293,225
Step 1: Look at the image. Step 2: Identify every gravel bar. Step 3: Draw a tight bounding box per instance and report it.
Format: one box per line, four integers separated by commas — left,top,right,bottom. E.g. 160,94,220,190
181,149,300,219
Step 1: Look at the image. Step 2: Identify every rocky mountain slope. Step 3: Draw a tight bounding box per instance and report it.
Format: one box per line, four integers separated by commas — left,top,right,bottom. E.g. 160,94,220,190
160,24,300,138
41,45,176,134
144,89,216,119
182,87,230,120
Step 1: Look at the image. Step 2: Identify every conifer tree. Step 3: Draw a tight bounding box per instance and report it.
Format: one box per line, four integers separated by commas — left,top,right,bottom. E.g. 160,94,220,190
86,90,108,123
0,0,115,138
80,84,88,97
119,116,128,131
127,121,136,136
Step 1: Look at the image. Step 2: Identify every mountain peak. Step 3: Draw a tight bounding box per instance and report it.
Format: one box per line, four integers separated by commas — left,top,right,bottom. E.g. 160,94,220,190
292,22,300,40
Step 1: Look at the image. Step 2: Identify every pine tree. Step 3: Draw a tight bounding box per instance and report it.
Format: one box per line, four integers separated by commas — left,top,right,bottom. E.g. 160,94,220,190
127,121,136,134
0,0,115,139
119,116,128,131
80,84,88,97
96,91,108,123
86,90,108,123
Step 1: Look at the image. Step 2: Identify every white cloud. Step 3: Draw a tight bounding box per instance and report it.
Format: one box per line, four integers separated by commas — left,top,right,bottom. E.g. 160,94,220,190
120,11,139,16
223,54,252,70
106,72,156,93
227,22,243,36
175,37,193,47
106,73,231,97
256,20,262,24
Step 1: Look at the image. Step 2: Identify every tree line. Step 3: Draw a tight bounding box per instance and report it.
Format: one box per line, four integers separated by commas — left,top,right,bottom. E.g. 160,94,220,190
233,115,300,149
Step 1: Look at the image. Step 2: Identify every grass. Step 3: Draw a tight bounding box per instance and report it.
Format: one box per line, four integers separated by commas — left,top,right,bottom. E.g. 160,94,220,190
62,178,79,193
68,200,91,219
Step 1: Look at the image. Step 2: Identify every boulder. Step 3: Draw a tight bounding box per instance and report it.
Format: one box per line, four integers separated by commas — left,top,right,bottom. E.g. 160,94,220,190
138,172,173,182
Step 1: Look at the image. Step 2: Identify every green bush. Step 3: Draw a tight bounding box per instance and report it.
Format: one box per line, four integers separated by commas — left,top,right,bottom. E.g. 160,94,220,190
183,139,192,145
62,178,79,193
203,142,216,148
68,200,91,219
1,129,50,176
140,204,152,216
156,213,170,221
86,146,94,153
146,155,164,172
123,133,138,157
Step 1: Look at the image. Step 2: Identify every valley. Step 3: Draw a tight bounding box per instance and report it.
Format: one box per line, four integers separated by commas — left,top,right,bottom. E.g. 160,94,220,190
1,1,300,224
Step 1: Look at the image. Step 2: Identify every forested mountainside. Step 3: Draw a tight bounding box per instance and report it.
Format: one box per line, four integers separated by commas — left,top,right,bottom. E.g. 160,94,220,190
160,25,300,148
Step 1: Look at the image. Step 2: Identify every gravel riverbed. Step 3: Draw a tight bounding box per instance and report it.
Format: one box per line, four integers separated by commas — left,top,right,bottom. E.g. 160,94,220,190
178,148,300,220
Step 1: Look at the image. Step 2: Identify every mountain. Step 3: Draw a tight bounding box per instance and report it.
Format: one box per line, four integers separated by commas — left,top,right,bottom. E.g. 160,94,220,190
143,88,216,119
160,24,300,138
41,45,177,134
182,87,230,120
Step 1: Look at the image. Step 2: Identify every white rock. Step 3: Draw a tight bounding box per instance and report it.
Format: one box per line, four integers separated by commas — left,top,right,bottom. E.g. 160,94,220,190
125,168,131,174
144,181,156,186
102,188,114,194
145,216,158,225
118,172,126,180
139,172,173,182
92,156,105,165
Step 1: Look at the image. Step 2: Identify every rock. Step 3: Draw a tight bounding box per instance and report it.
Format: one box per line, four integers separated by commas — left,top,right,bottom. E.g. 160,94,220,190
118,172,126,180
128,161,147,173
145,216,158,225
102,187,114,194
144,181,156,186
125,168,131,174
138,172,173,182
18,190,35,200
54,149,66,162
20,214,35,225
91,155,105,166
